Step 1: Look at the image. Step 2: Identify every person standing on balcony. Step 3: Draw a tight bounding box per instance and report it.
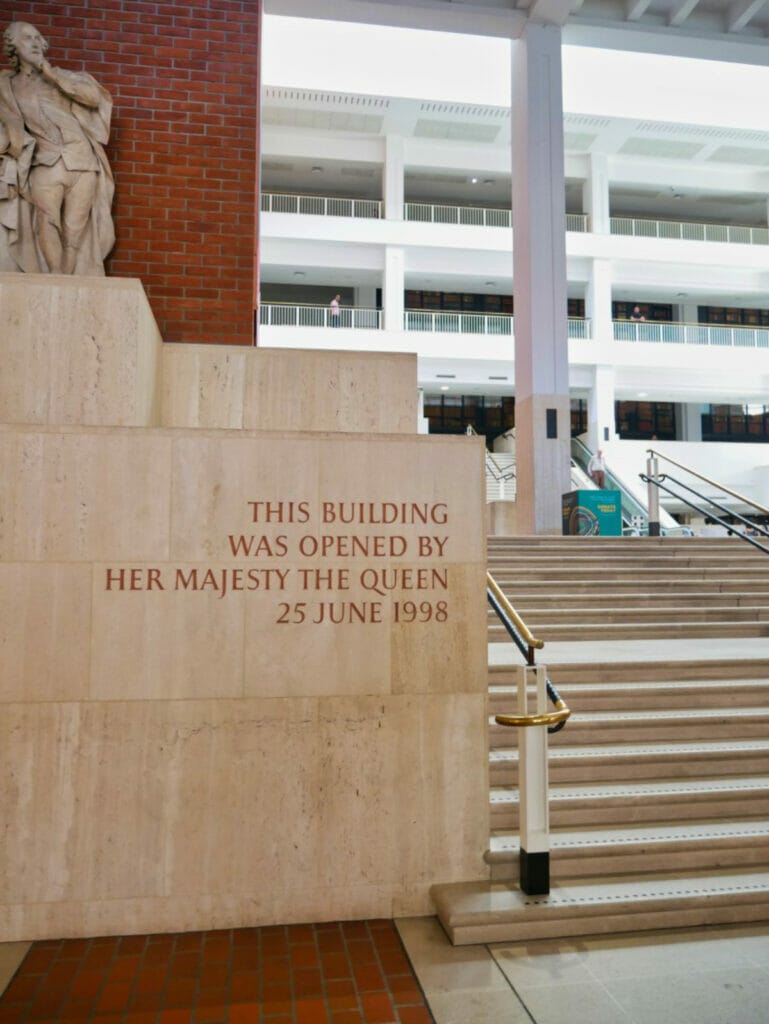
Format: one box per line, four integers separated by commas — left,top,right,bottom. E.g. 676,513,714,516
630,305,645,321
329,293,341,327
588,449,607,489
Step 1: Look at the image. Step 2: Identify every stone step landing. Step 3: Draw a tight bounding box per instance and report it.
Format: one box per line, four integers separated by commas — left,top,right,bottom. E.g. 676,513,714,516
432,873,769,945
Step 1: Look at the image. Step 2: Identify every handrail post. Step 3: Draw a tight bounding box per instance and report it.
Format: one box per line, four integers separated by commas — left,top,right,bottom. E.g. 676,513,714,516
518,663,550,895
647,453,661,536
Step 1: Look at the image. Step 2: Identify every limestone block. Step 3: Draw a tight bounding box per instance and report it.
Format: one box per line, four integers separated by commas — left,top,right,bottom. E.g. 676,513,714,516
0,427,173,561
0,564,91,702
161,346,418,434
244,349,417,434
90,567,246,701
0,275,161,428
161,345,247,430
0,694,488,937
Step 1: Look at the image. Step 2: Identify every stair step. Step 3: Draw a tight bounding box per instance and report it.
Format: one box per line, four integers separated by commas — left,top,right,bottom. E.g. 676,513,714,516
432,872,769,945
487,821,769,879
489,621,769,641
488,739,769,784
489,607,769,623
489,678,769,711
489,777,769,829
489,707,769,745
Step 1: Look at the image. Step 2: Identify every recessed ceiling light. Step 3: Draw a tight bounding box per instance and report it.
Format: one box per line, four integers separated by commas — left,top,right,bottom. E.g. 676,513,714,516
440,385,450,391
470,177,479,184
483,179,495,185
638,391,648,398
436,374,456,379
293,271,305,278
677,292,688,298
311,165,323,173
488,375,508,381
485,281,496,287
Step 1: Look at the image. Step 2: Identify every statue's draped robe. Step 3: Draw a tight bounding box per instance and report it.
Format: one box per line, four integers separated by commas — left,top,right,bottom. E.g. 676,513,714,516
0,67,114,274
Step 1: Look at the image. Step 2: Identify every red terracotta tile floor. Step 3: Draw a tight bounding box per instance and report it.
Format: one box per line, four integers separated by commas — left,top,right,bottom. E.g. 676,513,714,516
0,921,435,1024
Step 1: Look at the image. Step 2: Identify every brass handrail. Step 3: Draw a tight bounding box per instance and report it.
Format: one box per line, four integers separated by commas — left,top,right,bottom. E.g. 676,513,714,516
496,701,571,730
647,447,769,517
487,572,544,651
486,571,570,731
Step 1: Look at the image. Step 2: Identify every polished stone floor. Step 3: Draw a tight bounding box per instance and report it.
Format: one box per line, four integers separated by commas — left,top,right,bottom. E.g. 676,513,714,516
397,917,769,1024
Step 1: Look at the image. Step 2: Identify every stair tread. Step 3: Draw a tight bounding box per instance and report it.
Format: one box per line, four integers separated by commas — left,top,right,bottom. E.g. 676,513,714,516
489,707,769,725
490,820,769,853
490,776,769,804
490,679,769,695
433,871,769,920
489,738,769,763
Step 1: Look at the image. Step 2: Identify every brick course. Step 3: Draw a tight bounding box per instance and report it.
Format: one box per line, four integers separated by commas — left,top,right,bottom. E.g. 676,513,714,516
1,0,261,344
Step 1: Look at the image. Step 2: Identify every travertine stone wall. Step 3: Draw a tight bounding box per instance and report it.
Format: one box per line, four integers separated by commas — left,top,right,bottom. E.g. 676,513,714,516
161,346,417,433
0,275,162,427
0,280,488,940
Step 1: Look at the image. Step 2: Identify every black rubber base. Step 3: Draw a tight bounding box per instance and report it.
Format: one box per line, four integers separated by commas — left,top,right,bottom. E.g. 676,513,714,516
520,849,550,895
648,521,661,536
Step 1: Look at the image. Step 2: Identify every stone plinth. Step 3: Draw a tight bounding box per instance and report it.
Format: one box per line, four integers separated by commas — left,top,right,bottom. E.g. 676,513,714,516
0,275,162,428
0,424,488,939
161,346,418,433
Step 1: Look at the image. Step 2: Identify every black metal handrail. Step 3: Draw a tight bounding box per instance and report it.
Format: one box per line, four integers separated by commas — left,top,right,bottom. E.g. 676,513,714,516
640,472,769,555
486,573,570,734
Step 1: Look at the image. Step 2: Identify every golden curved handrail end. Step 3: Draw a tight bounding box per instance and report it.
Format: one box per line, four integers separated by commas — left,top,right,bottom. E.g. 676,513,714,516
486,572,545,650
495,702,571,729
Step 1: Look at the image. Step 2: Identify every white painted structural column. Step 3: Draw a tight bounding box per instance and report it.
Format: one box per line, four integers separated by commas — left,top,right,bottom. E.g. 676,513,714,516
583,152,610,234
383,246,405,331
586,257,613,345
384,135,405,221
587,364,616,451
512,20,571,533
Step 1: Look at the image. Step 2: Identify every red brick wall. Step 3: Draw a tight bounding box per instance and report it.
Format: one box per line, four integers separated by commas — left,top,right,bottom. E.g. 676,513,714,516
0,0,261,345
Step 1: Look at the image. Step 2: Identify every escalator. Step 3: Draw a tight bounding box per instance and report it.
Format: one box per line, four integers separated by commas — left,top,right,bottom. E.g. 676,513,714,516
570,437,684,535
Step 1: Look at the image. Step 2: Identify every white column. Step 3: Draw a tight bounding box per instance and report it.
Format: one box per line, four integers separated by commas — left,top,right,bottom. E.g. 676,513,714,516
583,152,610,234
383,246,404,331
681,402,703,441
682,302,699,325
383,135,405,221
512,21,571,534
585,258,612,344
587,364,616,451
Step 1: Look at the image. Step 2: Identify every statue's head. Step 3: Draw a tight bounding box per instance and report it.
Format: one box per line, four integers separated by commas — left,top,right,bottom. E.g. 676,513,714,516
4,22,49,71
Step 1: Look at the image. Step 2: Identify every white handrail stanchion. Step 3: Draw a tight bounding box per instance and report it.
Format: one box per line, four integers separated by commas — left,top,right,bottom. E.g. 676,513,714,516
647,454,661,537
518,663,551,895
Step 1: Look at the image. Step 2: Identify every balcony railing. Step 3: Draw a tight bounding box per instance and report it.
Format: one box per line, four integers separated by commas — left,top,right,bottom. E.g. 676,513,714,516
403,203,588,233
614,320,769,348
259,303,382,329
259,304,592,338
262,193,590,232
404,311,591,338
610,216,769,246
261,192,382,219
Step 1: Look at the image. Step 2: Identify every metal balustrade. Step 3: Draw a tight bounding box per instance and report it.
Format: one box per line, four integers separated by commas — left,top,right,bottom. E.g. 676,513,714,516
262,193,592,232
259,304,592,338
610,216,769,246
261,193,382,219
404,311,591,338
404,204,589,233
259,304,382,329
613,320,769,348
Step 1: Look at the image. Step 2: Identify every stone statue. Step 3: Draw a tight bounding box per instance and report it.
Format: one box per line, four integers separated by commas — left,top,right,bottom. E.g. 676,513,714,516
0,21,115,275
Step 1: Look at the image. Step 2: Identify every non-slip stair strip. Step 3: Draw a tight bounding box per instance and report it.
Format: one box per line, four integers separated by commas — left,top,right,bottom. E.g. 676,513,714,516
489,738,769,763
490,820,769,852
490,776,769,804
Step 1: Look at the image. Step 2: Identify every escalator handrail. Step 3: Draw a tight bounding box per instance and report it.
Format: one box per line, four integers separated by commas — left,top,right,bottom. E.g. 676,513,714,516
647,447,769,518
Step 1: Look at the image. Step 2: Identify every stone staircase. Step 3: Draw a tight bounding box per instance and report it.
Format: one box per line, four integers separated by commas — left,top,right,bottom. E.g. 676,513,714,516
487,535,769,640
433,535,769,944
